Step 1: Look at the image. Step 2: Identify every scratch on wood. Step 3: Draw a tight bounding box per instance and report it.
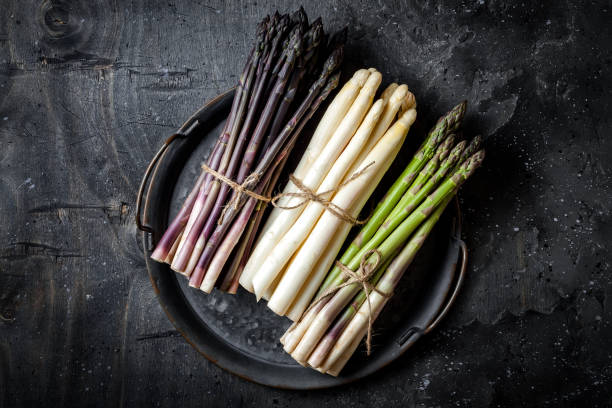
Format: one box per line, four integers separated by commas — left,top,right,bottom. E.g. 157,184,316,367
28,202,131,224
1,242,81,261
136,330,181,341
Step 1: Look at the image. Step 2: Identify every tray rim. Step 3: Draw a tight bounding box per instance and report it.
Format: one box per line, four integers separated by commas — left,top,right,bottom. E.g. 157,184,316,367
136,89,468,389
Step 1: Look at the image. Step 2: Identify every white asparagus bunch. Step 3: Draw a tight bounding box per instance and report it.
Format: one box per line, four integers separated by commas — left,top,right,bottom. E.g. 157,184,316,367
283,84,412,320
240,68,417,322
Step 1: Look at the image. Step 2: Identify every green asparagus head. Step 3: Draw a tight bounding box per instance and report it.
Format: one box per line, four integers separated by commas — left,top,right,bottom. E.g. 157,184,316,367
446,100,467,134
463,135,483,160
452,149,485,185
452,135,482,174
443,140,466,169
436,133,456,161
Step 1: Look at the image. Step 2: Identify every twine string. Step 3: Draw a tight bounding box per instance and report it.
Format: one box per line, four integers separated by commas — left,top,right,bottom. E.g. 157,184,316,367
201,161,375,226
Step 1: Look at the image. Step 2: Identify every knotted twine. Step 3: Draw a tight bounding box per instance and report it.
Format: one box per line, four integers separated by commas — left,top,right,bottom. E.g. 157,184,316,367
200,161,375,225
288,248,392,356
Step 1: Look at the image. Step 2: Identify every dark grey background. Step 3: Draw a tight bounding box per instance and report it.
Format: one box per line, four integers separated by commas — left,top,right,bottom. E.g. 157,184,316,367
1,0,611,407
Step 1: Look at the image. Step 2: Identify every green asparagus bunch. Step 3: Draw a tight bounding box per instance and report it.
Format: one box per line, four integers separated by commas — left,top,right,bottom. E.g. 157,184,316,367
281,101,485,375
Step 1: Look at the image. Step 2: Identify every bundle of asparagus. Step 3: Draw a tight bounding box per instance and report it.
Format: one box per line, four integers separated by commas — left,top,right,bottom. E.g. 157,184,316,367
239,69,419,319
150,9,345,293
280,102,485,376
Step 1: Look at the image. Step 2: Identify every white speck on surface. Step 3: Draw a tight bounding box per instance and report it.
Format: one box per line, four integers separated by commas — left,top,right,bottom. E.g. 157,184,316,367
2,117,7,121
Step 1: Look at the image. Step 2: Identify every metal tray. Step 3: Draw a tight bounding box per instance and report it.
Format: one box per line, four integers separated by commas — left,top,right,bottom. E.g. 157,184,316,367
136,89,468,389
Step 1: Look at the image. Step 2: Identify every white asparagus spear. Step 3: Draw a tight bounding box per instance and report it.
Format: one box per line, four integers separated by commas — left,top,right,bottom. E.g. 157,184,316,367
182,235,203,276
262,267,283,300
400,90,417,116
380,83,398,102
255,69,373,237
284,221,352,321
346,85,410,179
267,108,418,315
239,70,378,292
252,99,385,299
283,87,412,320
244,71,382,289
282,301,321,353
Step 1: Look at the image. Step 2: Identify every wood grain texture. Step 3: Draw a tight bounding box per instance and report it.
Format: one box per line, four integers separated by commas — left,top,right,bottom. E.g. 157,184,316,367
1,0,611,407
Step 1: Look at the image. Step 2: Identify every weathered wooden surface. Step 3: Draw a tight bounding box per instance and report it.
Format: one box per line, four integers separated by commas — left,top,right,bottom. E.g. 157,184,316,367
1,1,611,406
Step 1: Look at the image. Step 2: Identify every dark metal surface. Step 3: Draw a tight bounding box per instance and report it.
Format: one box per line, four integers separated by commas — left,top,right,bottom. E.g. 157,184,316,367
138,90,468,389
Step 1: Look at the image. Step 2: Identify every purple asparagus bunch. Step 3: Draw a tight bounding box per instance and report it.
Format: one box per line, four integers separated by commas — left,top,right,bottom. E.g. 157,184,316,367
150,8,346,294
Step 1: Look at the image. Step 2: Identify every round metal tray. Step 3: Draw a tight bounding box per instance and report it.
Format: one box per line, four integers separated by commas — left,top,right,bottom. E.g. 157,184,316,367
136,89,468,389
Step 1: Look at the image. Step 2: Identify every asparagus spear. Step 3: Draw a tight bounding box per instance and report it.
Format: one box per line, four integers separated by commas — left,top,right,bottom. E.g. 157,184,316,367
150,170,207,262
290,6,308,29
150,20,271,264
218,155,286,293
175,15,289,276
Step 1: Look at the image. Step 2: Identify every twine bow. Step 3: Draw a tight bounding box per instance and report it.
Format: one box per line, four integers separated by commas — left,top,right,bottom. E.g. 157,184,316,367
293,248,391,356
201,161,375,226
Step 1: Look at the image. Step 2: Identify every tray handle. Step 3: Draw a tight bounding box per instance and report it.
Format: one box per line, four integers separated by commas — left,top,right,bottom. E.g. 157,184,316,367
425,238,468,333
135,121,199,233
397,237,468,346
